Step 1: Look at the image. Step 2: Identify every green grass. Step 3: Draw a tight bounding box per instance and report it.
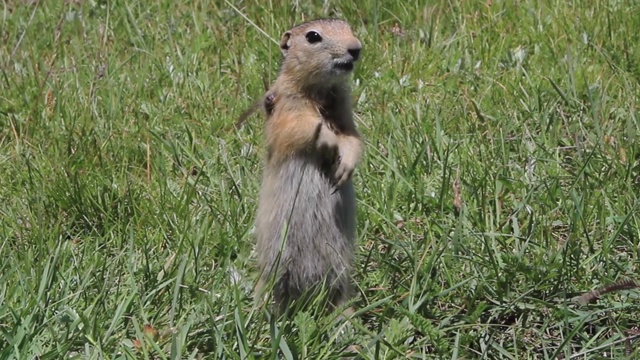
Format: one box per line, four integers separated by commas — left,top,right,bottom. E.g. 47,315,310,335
1,0,640,358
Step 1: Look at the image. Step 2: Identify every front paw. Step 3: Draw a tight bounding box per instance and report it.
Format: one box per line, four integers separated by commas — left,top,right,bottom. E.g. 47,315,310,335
316,123,340,168
330,155,355,193
316,123,339,150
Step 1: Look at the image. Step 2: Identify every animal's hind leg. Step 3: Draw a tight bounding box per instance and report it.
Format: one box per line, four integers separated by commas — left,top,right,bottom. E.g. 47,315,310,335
328,279,355,318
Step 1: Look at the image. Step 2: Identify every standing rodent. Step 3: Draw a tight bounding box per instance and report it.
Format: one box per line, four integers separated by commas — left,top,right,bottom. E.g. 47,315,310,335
254,19,363,315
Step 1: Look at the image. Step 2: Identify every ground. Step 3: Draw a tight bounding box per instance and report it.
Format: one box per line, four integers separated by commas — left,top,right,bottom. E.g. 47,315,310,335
1,0,640,359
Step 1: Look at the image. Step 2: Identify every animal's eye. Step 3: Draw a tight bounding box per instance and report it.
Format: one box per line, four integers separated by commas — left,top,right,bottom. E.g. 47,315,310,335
305,31,322,44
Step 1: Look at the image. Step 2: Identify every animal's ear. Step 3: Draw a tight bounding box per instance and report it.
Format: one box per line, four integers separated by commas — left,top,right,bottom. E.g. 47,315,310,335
280,32,292,56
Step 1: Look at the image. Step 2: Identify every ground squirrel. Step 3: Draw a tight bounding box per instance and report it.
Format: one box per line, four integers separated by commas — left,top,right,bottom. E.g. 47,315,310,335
254,19,363,314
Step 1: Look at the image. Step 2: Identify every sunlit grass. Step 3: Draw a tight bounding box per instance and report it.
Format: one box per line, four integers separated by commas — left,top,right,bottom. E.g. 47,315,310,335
1,0,639,358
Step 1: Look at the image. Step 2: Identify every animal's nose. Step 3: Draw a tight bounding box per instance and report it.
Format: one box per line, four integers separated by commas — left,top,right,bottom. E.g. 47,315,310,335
348,47,361,61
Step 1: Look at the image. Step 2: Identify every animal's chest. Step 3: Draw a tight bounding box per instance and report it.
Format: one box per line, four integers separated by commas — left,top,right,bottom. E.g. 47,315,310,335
318,105,346,134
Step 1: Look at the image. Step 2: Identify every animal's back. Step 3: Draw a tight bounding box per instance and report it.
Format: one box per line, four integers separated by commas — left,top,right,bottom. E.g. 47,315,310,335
255,154,356,309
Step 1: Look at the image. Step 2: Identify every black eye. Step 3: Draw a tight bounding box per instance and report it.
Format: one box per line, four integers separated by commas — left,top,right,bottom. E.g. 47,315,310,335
305,31,322,44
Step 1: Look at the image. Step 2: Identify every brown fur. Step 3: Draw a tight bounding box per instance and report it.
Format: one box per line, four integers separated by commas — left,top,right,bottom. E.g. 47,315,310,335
254,19,363,314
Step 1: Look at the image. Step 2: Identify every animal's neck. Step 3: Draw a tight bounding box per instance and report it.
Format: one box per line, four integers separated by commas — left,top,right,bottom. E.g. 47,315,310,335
277,75,347,99
274,76,352,126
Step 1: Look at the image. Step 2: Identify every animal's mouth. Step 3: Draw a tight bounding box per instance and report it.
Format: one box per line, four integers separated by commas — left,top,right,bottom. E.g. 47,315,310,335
333,60,355,72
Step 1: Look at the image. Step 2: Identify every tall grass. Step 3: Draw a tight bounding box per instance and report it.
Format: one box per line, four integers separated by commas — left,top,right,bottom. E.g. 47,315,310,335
1,0,639,358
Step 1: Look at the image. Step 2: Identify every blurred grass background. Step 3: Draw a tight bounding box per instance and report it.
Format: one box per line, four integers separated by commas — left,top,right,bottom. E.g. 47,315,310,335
1,0,639,358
